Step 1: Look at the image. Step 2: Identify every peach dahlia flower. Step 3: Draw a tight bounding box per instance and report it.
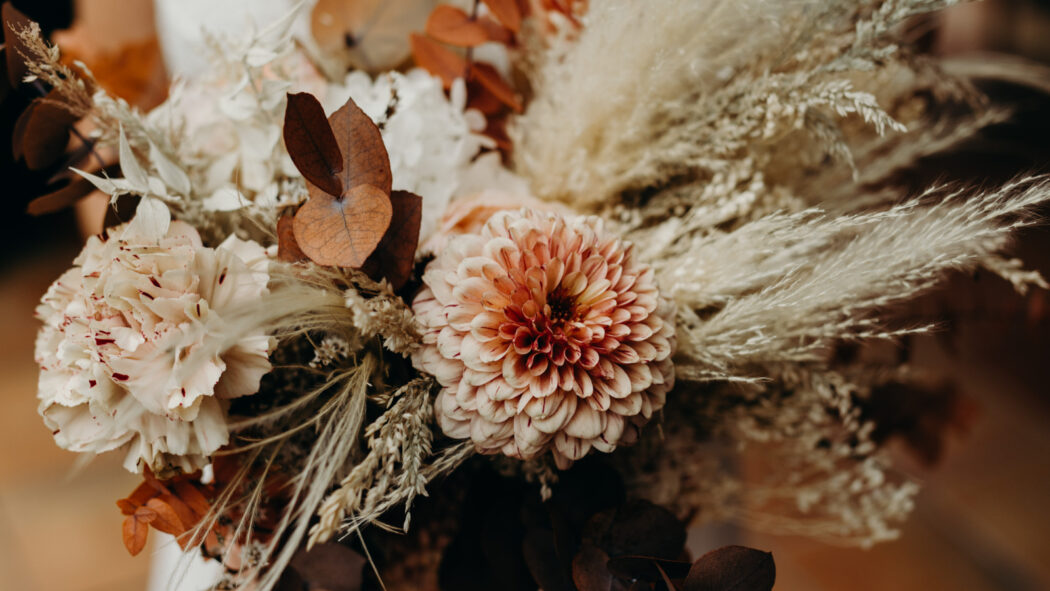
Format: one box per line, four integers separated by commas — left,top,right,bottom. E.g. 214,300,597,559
412,209,676,468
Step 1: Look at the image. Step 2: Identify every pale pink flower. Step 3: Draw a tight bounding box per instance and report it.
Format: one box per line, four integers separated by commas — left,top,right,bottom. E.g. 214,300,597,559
412,209,676,468
34,204,274,474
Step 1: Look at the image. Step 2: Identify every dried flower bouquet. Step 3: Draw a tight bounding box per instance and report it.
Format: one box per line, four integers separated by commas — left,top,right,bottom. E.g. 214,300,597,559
8,0,1050,589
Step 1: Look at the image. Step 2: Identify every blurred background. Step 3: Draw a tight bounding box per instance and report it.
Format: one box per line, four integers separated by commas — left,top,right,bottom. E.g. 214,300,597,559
1,1,1049,590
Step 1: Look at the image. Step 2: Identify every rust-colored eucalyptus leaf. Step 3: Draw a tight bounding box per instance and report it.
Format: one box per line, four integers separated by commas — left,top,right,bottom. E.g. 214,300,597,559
684,546,775,591
482,0,522,32
21,92,79,170
410,32,466,88
425,5,490,47
122,507,156,556
360,190,422,289
329,96,392,195
277,214,309,263
284,92,344,197
145,498,186,536
477,15,513,44
469,62,522,112
3,2,31,87
293,184,392,267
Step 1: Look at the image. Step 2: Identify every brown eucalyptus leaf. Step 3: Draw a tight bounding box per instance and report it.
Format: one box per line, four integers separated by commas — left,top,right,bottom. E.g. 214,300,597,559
410,32,466,88
684,546,775,591
360,190,422,289
22,92,79,170
27,163,120,215
293,184,392,267
145,497,186,536
469,62,521,112
329,96,392,195
277,214,309,263
284,92,344,197
11,97,36,160
482,0,522,32
3,2,31,87
425,5,490,47
572,543,613,591
606,556,692,584
522,527,575,591
585,500,685,561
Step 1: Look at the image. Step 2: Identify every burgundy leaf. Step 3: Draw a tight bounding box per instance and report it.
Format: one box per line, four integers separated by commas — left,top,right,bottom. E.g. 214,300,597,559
571,543,613,591
284,92,344,197
27,163,120,216
360,190,423,289
684,546,775,591
20,91,79,170
606,556,692,583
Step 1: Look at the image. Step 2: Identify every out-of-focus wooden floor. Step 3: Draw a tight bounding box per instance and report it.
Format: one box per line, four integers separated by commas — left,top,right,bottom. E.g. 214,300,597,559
2,1,1050,590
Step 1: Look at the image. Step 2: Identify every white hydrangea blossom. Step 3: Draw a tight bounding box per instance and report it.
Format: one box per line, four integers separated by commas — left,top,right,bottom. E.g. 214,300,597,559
34,200,274,474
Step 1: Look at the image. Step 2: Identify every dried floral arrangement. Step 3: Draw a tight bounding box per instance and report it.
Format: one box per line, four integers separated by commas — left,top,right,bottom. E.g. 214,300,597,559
10,0,1050,589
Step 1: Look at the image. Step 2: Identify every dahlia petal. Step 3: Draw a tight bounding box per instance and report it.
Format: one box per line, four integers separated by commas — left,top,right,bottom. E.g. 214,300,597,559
554,432,591,462
564,403,605,440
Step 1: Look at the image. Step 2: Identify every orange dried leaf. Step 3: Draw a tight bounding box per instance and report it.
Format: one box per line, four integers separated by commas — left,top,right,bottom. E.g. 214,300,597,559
477,15,513,45
145,498,186,536
173,480,212,521
294,184,392,268
158,493,196,532
425,5,490,47
122,507,156,556
116,498,138,516
277,214,309,262
410,33,466,89
361,190,423,289
284,92,344,197
469,62,522,112
482,0,522,32
328,97,392,195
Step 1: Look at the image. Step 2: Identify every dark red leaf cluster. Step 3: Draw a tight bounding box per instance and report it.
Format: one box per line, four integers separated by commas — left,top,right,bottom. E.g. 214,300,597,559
435,460,775,591
2,2,117,220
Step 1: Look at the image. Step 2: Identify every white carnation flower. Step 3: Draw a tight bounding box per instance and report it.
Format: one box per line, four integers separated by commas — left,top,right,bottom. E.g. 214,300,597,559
34,203,274,474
